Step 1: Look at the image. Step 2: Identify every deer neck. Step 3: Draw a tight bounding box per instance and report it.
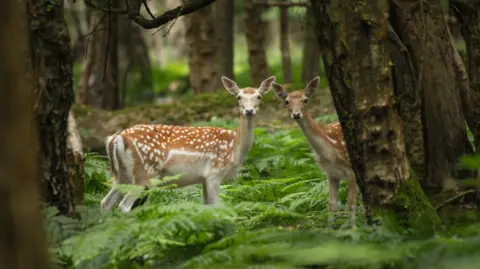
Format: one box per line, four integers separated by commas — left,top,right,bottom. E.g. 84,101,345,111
232,115,255,166
296,112,336,160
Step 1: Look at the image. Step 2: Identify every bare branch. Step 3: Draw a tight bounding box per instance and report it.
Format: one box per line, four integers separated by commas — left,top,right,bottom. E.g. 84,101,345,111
142,0,156,19
253,0,309,7
84,0,217,29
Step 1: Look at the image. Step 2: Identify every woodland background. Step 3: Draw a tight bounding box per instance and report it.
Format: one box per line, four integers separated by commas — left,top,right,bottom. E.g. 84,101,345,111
1,0,480,268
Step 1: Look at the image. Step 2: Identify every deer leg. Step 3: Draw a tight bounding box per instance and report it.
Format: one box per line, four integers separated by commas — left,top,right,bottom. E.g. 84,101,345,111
100,178,124,212
118,175,150,213
327,175,340,223
203,177,222,205
347,172,357,227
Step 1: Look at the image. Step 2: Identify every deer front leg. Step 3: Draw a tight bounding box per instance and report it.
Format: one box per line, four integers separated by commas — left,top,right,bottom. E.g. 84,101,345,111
327,175,340,223
347,172,357,227
203,177,222,205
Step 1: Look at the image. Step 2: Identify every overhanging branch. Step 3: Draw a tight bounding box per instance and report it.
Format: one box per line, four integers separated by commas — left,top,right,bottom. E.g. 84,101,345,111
84,0,217,29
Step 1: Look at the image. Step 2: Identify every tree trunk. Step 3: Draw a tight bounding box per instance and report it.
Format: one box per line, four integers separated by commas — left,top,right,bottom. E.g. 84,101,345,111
450,0,480,152
166,0,188,60
77,9,120,110
67,111,85,205
390,0,473,195
28,0,77,216
244,0,270,85
185,4,217,93
279,3,292,84
215,0,235,82
312,0,440,231
0,0,50,267
302,8,321,83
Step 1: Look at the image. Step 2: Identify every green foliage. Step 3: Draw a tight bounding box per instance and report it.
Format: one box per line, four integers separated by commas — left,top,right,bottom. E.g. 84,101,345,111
45,119,480,269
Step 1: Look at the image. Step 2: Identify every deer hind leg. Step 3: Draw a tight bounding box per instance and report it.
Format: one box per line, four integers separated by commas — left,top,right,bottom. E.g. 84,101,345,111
347,172,357,227
327,175,340,223
100,177,124,212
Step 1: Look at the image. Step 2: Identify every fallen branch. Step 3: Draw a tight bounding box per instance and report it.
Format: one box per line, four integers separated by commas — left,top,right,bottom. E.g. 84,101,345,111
84,0,217,29
253,0,309,7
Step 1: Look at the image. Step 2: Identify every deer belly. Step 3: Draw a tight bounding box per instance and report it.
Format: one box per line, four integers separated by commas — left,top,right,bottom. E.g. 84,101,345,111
161,152,210,186
314,154,349,179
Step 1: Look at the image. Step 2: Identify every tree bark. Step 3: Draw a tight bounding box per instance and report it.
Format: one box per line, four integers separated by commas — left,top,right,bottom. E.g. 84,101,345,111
244,0,270,85
279,2,292,84
312,0,440,231
67,111,85,205
0,0,50,267
77,8,120,110
215,0,235,82
302,8,321,83
28,0,77,216
390,0,473,194
450,0,480,152
185,4,217,93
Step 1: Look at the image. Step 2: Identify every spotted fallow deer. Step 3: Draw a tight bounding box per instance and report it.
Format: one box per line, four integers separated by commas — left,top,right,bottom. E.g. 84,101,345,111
272,77,357,224
100,76,276,213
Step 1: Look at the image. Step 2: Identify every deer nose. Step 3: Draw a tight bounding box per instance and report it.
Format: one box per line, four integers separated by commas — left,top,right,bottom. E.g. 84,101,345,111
292,112,302,119
245,109,255,116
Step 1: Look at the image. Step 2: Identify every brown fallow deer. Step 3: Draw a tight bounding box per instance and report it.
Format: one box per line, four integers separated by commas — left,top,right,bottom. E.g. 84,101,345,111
272,77,357,225
100,76,276,213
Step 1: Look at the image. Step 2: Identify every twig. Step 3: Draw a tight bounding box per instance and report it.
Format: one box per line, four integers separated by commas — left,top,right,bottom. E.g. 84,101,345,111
142,0,156,19
253,0,309,7
435,190,474,210
83,12,107,61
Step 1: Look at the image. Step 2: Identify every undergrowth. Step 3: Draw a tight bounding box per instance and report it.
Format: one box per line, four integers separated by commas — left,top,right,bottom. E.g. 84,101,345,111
45,117,480,269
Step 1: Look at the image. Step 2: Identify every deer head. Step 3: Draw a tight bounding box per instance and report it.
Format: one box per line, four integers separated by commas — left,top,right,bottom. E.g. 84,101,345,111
221,76,276,117
272,76,320,120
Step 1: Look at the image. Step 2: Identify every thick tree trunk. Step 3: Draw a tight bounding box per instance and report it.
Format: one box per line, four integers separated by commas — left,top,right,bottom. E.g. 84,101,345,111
312,0,440,231
28,0,76,216
451,0,480,152
215,0,235,81
0,0,50,267
279,3,292,84
185,4,217,93
244,0,270,85
302,8,321,82
77,9,120,110
390,0,473,195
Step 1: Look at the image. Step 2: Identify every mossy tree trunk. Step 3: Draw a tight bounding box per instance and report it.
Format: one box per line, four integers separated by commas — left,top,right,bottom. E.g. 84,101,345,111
185,4,218,93
302,8,321,83
244,0,270,85
0,0,50,267
311,0,440,231
28,0,77,216
451,0,480,152
215,0,235,82
77,8,120,110
389,0,473,195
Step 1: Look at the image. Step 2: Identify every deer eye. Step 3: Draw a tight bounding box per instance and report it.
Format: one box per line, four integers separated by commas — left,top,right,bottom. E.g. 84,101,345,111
257,95,262,100
284,100,289,105
304,98,308,103
237,96,241,100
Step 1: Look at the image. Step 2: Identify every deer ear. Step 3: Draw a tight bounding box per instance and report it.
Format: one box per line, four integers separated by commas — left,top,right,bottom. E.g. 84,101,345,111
272,83,288,100
305,76,320,98
258,76,276,95
221,76,240,95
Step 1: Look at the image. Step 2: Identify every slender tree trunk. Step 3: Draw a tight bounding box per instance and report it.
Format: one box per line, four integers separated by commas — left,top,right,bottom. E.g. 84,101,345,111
279,2,292,84
390,0,473,195
215,0,235,81
451,0,480,152
312,0,440,231
67,111,85,205
0,0,50,267
185,4,217,93
166,0,188,60
77,9,119,110
302,8,321,82
28,0,78,216
244,0,270,85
